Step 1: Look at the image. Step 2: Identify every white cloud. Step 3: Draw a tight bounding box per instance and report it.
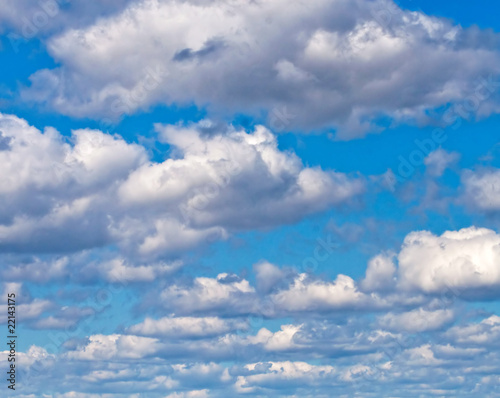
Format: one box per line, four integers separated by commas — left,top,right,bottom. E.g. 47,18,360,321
253,261,286,293
271,273,366,312
361,252,396,292
1,257,69,283
16,299,53,320
160,273,257,315
446,315,500,345
397,227,500,296
248,325,303,352
402,344,443,366
463,168,500,211
66,334,162,360
379,308,455,332
237,361,336,392
99,258,183,283
128,316,246,338
424,149,460,177
0,113,361,256
21,0,500,138
0,112,146,253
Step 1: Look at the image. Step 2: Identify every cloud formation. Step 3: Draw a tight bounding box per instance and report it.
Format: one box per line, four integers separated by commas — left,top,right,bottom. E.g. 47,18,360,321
0,113,361,256
20,0,500,138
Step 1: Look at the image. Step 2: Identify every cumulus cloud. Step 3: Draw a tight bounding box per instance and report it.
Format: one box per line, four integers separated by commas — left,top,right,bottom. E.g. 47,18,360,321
19,1,500,138
7,313,500,397
396,227,500,296
247,325,303,352
160,273,257,316
157,269,385,318
236,361,336,393
271,273,367,312
66,334,162,360
361,252,396,292
0,112,146,253
0,113,361,256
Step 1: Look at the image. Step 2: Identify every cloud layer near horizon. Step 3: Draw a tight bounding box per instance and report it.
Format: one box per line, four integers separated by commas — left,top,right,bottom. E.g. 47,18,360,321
3,226,500,397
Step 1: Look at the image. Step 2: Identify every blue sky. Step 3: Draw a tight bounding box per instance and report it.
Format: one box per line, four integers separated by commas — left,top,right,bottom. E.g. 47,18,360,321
1,1,500,397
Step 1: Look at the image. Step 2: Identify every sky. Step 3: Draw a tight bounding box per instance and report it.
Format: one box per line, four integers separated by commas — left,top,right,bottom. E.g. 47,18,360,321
1,0,500,397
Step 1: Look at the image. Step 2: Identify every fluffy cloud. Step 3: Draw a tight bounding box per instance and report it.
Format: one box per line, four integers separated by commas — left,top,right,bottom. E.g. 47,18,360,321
0,112,146,253
396,227,500,296
66,334,162,360
360,252,396,292
271,273,367,312
158,270,380,318
0,113,361,256
160,273,257,316
21,0,500,138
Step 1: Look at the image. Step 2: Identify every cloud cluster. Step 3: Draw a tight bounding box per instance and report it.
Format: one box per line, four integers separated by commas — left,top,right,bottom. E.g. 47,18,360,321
19,0,500,138
2,225,500,396
0,113,361,256
7,310,500,397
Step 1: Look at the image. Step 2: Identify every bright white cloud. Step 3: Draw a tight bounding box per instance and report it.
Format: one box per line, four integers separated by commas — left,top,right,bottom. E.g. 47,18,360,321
397,227,500,296
248,324,303,352
271,273,366,312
